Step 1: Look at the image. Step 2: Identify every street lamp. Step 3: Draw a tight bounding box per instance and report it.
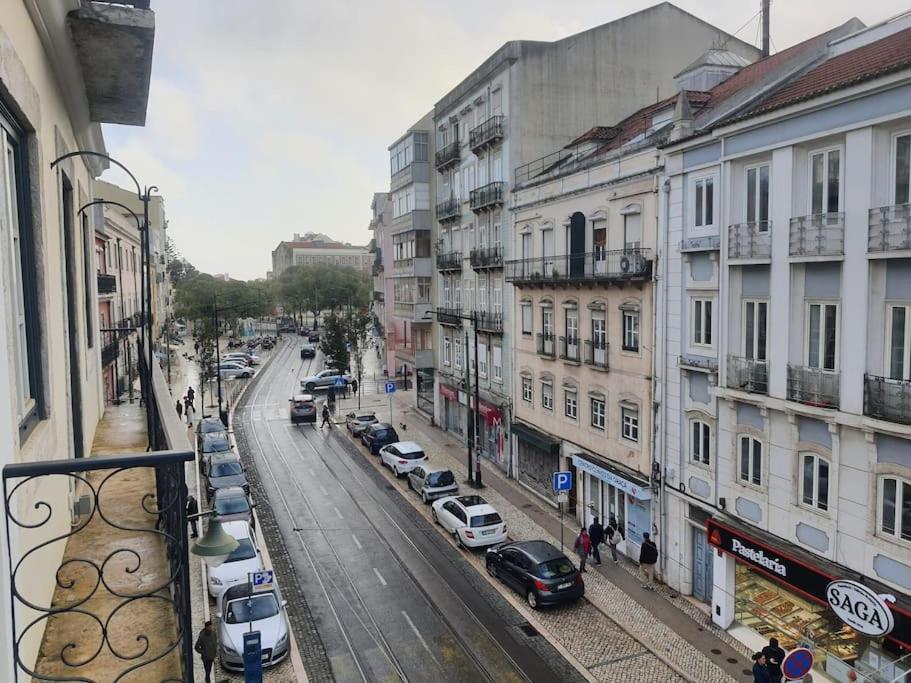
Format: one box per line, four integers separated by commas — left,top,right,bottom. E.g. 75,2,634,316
190,512,240,568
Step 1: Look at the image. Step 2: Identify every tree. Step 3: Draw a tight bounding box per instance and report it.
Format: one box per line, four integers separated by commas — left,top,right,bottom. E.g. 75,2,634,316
319,311,350,370
166,236,198,285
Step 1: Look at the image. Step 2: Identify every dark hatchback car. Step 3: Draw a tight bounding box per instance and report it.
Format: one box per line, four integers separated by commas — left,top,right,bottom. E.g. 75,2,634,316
206,454,250,501
361,422,399,455
289,394,317,424
486,540,584,609
196,416,226,452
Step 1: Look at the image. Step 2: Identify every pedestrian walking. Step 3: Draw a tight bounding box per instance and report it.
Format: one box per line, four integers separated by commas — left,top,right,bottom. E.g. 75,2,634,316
175,400,183,418
639,532,659,589
321,402,332,428
186,495,199,539
573,527,591,573
761,638,785,683
185,399,193,426
751,652,771,683
351,378,359,395
588,516,604,566
194,620,217,683
606,518,622,563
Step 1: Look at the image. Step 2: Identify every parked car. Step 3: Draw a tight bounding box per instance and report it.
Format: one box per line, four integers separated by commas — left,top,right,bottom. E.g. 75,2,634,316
308,331,319,343
407,467,458,503
206,453,249,500
379,441,428,477
218,362,253,379
223,352,260,366
485,540,584,609
289,394,317,424
431,495,507,549
217,583,290,671
196,416,227,452
361,422,399,455
207,520,263,597
345,411,378,436
300,368,351,392
212,486,255,528
201,432,232,468
300,342,316,359
261,337,274,350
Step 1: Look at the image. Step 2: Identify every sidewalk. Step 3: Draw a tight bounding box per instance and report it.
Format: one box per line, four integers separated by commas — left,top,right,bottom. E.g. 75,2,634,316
333,388,753,683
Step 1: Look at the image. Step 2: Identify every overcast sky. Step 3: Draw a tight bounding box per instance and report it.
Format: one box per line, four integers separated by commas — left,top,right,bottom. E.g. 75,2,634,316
100,0,908,280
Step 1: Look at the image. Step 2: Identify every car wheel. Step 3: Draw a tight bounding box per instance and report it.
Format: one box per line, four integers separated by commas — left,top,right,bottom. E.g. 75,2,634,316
527,590,539,609
454,531,464,549
421,491,428,504
406,478,413,490
242,372,251,379
486,561,497,578
431,508,438,524
305,382,315,391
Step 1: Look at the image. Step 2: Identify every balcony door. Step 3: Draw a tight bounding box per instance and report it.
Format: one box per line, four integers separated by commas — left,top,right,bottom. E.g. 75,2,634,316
593,313,607,365
62,174,84,459
593,219,607,275
806,302,838,371
542,228,554,276
569,212,585,278
888,304,911,381
566,308,579,358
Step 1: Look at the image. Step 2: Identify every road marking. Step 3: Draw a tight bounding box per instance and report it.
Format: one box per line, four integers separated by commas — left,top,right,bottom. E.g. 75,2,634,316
308,468,316,477
373,568,387,587
352,534,363,550
319,485,328,496
401,610,433,656
333,506,343,520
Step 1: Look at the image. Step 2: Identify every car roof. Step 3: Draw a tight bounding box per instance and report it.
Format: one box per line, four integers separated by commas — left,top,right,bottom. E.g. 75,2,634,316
209,451,241,464
423,467,452,475
454,495,493,512
203,432,229,441
199,417,224,430
213,486,247,499
292,394,315,402
393,441,423,454
352,412,376,419
371,422,393,430
221,520,252,539
222,583,276,603
507,540,565,563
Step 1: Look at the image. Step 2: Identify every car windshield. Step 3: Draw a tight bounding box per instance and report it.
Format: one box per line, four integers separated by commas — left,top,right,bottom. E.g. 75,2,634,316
203,436,230,452
215,497,249,515
225,537,256,562
400,450,425,460
226,594,278,624
373,429,393,440
537,558,576,579
211,461,242,477
201,420,224,434
426,471,454,487
469,512,502,528
357,415,376,423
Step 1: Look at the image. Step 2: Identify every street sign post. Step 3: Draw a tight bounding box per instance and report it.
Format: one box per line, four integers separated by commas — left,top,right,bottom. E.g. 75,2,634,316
553,471,573,554
250,570,274,593
242,630,263,683
334,376,346,387
385,381,396,426
781,647,814,680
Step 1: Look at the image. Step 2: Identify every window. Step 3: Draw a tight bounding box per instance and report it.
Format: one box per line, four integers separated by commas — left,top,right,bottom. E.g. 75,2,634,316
694,177,714,228
83,214,94,348
894,133,910,205
743,300,768,361
623,211,641,251
542,308,554,338
522,376,532,403
454,339,463,370
691,420,711,465
478,341,488,377
492,345,502,382
443,337,451,365
691,298,713,347
738,435,763,486
564,389,577,420
800,453,830,512
591,397,605,430
806,302,838,370
521,303,532,335
879,476,911,542
565,309,578,343
888,303,911,381
622,310,639,352
621,406,639,442
746,164,770,227
541,382,553,411
810,148,841,215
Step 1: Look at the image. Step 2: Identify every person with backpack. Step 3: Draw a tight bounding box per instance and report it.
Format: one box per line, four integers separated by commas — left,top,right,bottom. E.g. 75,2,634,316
573,527,591,573
761,638,785,683
606,518,622,563
639,532,659,589
588,516,604,566
321,402,332,428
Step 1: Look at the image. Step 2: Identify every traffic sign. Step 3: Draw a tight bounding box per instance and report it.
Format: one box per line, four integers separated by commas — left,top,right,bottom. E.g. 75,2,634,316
250,569,274,592
553,471,573,492
556,492,568,503
781,647,814,680
333,376,346,387
384,382,397,394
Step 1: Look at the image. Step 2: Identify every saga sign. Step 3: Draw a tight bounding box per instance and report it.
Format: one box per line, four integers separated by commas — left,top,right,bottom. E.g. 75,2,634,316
825,580,895,637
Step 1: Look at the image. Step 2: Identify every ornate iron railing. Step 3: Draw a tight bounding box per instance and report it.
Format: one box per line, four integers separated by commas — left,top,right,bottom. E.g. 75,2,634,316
436,251,462,271
865,374,911,424
727,355,768,394
475,311,503,333
469,115,504,152
437,307,462,326
559,336,580,362
470,245,503,269
434,141,460,170
868,203,911,253
436,197,461,223
585,340,609,369
787,364,840,409
469,182,505,212
728,221,772,260
506,249,652,285
536,333,556,358
97,272,117,294
789,213,845,257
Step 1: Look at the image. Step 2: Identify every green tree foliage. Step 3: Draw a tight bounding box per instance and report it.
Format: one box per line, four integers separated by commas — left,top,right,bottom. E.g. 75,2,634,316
319,311,350,370
165,236,198,285
278,264,370,325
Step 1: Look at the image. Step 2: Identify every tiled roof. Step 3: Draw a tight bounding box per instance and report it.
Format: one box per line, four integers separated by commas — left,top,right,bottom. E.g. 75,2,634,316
566,126,621,147
594,91,710,153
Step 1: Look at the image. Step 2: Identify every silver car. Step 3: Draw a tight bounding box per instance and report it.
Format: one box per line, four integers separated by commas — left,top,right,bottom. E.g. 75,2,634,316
217,584,290,671
407,467,459,504
212,486,255,528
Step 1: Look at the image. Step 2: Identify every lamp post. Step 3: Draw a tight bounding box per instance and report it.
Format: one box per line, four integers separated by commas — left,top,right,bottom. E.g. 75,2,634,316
189,510,240,567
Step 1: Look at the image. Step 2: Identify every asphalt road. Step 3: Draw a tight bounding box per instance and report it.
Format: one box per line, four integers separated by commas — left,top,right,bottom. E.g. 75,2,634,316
235,340,582,683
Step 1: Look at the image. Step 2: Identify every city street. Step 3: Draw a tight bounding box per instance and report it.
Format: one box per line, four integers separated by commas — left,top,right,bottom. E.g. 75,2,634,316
234,340,583,683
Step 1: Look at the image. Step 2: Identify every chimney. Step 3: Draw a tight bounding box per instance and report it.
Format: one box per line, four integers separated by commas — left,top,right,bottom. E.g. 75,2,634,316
670,91,694,142
761,0,770,58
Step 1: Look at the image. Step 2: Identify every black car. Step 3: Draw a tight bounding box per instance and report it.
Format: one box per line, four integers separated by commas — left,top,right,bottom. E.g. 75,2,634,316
361,422,399,455
196,416,226,452
308,331,319,343
486,540,584,609
300,343,316,359
206,453,250,500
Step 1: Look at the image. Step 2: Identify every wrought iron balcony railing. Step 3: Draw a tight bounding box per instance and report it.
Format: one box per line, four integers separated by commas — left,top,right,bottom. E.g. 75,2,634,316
372,290,384,302
469,114,504,152
536,333,556,358
101,339,119,366
506,248,652,285
97,272,117,294
727,355,768,394
868,203,911,253
559,336,580,362
372,260,384,276
469,182,505,212
435,141,460,170
865,374,911,425
789,213,845,258
680,235,721,252
585,340,609,369
437,306,462,326
679,355,718,372
436,251,463,271
728,221,772,261
436,197,461,223
787,364,840,409
469,245,503,269
475,310,503,333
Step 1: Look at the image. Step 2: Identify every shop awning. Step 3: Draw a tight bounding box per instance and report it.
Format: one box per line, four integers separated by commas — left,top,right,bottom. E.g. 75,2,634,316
511,421,560,456
570,454,652,500
438,383,459,401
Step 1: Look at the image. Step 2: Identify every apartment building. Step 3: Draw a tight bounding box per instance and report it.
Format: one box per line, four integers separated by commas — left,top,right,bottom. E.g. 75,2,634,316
433,2,758,474
368,191,396,375
0,1,154,676
271,233,372,278
388,113,436,414
659,16,911,680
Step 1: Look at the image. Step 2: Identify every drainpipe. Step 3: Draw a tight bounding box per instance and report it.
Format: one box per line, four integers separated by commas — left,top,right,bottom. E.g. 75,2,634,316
657,175,672,580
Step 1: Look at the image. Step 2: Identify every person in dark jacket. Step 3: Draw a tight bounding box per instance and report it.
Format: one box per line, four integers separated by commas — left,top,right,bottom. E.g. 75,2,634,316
638,532,659,589
176,400,183,418
186,386,195,410
186,495,199,538
761,638,785,683
321,403,332,428
351,378,359,395
588,516,604,565
194,620,217,683
752,652,771,683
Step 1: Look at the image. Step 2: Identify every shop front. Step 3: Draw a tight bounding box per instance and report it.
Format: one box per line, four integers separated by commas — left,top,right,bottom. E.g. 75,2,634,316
474,397,508,472
513,420,560,501
707,517,911,682
438,383,464,438
571,453,652,561
416,367,434,415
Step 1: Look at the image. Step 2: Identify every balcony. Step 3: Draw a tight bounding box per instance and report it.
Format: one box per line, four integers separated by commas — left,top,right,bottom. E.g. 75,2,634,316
787,365,840,409
536,333,556,358
727,355,768,394
436,197,461,224
469,182,505,213
101,338,119,366
436,251,463,272
475,311,503,334
98,272,117,294
559,336,581,363
585,340,609,370
506,249,652,287
396,345,434,368
470,245,504,270
393,256,433,278
438,307,463,326
680,235,721,253
868,203,911,255
789,213,845,259
728,221,772,262
372,290,384,302
865,374,911,425
678,355,718,372
435,141,460,170
372,260,384,276
469,115,505,153
393,301,432,322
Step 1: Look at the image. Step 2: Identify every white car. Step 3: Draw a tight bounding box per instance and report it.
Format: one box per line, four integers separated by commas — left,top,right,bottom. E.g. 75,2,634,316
300,368,352,392
379,441,428,477
217,583,290,671
218,362,254,379
431,495,507,549
223,353,260,366
208,520,264,597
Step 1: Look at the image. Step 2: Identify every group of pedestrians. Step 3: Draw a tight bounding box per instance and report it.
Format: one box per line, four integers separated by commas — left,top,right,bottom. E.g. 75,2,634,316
175,386,196,426
573,515,625,573
751,638,785,683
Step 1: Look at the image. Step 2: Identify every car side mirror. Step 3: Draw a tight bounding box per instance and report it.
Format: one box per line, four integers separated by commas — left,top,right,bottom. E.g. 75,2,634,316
281,600,288,608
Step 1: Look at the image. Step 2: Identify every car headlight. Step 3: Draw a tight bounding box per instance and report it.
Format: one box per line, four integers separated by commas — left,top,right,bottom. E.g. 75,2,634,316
210,576,223,586
277,631,288,647
223,643,239,656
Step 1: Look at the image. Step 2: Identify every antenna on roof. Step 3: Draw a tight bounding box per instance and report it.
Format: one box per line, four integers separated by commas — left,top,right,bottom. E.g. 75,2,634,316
761,0,770,57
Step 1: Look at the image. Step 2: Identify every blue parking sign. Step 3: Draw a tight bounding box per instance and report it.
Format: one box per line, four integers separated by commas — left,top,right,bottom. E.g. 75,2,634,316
384,382,397,394
553,471,572,492
334,376,346,387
